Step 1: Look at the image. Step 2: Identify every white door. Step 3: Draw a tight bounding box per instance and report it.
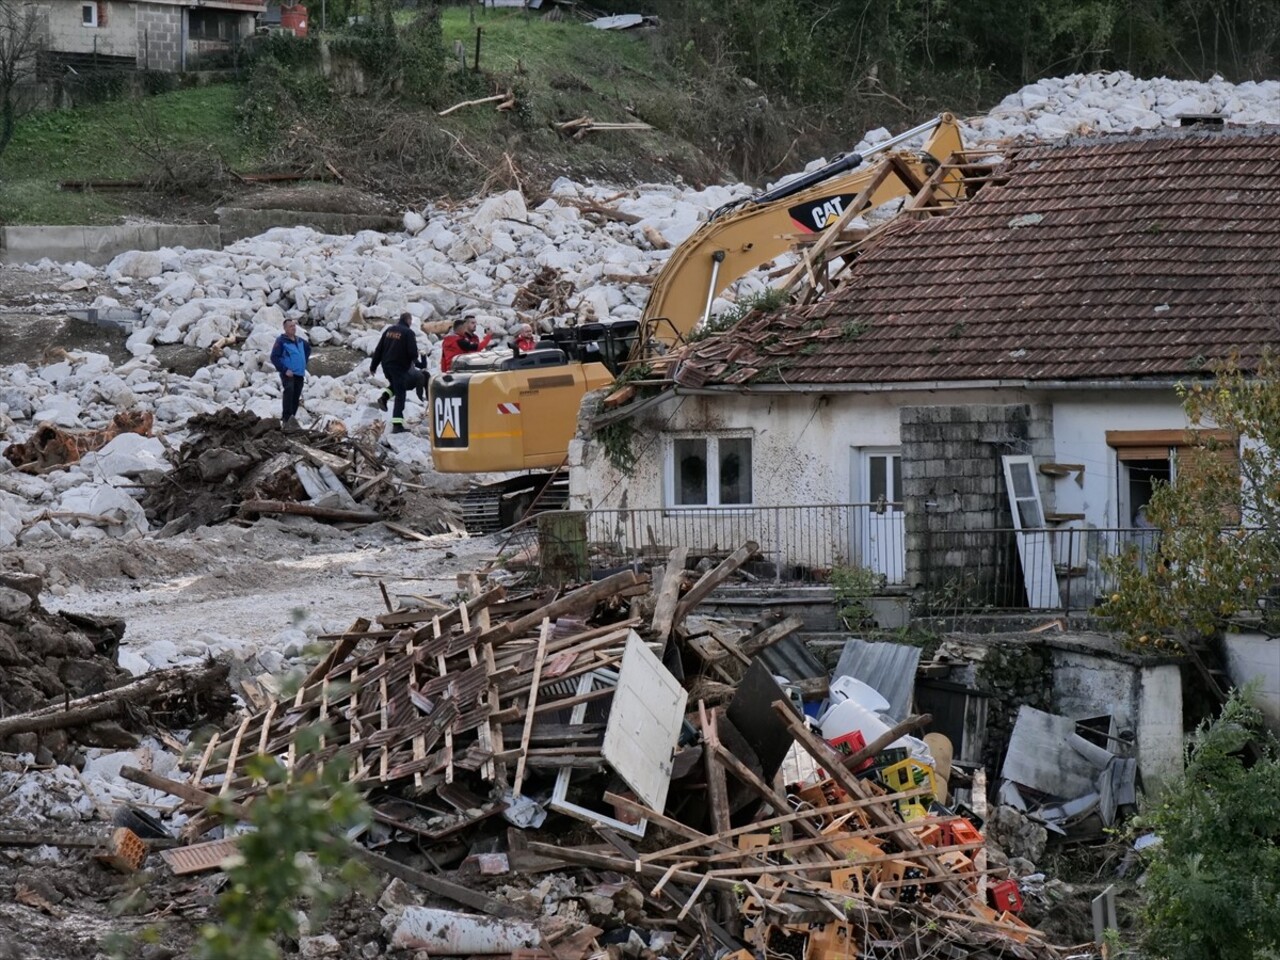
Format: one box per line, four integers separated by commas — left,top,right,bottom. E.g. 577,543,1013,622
1002,455,1060,609
855,449,905,584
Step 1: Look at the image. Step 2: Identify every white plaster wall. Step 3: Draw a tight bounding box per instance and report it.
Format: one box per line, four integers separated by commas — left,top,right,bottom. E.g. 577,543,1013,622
1222,631,1280,733
572,387,1025,512
45,1,137,57
1136,664,1185,793
1045,389,1189,527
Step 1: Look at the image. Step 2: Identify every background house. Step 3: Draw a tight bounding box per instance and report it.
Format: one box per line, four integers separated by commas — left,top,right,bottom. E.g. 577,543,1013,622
33,0,262,74
571,126,1280,610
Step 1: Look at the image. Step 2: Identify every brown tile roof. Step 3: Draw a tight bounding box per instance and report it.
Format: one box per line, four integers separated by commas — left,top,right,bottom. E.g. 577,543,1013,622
677,129,1280,388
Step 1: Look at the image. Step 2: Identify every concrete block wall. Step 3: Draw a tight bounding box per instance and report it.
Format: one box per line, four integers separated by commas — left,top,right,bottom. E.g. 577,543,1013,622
44,0,137,58
900,403,1055,601
135,3,182,71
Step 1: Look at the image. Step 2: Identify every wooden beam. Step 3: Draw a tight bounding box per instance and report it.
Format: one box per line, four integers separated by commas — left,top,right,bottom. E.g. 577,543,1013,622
481,570,643,647
739,615,804,658
512,619,551,796
672,542,758,629
650,546,688,641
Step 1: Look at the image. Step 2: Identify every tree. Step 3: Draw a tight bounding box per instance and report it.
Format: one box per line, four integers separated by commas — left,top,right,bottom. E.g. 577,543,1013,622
0,0,40,157
1104,354,1280,645
1135,691,1280,960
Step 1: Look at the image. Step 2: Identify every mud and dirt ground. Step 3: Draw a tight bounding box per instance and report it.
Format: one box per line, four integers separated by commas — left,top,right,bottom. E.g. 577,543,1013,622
0,517,513,960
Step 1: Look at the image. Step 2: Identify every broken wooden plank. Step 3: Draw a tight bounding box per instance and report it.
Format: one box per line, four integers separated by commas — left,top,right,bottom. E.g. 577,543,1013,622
119,767,252,821
481,570,642,647
650,546,688,641
353,848,515,918
512,619,551,797
384,521,436,543
739,615,804,658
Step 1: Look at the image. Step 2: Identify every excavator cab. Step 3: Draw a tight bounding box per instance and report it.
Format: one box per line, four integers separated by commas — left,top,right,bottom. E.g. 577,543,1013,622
429,319,642,530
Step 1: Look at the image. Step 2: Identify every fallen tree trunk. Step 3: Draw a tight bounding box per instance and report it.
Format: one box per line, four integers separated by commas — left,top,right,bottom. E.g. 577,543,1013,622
0,661,229,740
238,499,381,523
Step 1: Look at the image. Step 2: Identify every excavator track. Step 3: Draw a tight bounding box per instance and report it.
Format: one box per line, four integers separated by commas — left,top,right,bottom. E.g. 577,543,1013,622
461,474,569,535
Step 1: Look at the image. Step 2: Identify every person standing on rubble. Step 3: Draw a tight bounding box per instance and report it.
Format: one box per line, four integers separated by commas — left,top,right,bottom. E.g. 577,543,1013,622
370,312,426,434
440,315,493,373
269,318,312,429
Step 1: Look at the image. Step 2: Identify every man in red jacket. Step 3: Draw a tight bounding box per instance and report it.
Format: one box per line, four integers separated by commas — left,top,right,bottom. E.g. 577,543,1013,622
440,316,493,373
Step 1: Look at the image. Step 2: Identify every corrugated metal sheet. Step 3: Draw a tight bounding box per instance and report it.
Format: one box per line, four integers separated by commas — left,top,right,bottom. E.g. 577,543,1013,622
832,638,921,721
678,130,1280,387
759,634,825,683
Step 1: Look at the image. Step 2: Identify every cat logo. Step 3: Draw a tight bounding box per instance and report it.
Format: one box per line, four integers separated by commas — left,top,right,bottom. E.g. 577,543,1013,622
787,193,858,233
431,381,468,447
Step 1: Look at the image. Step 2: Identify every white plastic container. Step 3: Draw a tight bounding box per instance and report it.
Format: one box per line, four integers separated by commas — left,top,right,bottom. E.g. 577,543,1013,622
828,675,891,713
819,697,892,745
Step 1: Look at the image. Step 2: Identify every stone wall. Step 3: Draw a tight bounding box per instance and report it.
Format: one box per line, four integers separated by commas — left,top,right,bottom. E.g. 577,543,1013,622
135,2,182,71
900,403,1055,604
0,224,221,266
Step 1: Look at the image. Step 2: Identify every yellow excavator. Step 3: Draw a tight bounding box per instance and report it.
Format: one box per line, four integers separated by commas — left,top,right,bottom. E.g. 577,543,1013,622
430,114,968,531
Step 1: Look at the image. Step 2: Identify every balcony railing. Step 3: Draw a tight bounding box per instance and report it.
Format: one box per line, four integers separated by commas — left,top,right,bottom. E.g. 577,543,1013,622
566,503,1216,613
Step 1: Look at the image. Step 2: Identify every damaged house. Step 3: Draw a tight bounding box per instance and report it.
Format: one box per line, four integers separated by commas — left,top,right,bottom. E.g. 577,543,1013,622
570,126,1280,617
32,0,262,75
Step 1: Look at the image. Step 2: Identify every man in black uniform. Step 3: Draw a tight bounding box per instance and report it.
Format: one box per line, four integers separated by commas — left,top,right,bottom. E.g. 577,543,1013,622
370,313,426,434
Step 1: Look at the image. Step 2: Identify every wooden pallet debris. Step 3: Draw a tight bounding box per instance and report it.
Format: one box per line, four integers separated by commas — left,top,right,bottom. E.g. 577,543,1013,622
118,540,1082,960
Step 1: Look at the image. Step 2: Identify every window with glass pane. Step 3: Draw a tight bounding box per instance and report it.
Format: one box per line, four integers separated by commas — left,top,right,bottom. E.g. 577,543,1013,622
674,438,708,506
718,438,752,504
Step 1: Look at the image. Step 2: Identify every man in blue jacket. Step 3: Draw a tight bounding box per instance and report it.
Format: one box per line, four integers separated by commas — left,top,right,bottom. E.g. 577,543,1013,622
370,312,426,434
270,319,312,427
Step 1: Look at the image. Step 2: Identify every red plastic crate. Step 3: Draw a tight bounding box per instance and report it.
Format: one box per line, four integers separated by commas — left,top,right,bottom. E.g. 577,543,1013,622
827,730,874,772
989,879,1024,914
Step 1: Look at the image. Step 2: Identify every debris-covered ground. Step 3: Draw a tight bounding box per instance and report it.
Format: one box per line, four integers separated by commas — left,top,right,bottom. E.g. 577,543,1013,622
4,70,1277,957
0,542,1116,960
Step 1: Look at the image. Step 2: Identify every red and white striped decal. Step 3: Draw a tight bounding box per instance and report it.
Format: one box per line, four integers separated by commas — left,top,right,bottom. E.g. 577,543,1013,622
496,402,521,415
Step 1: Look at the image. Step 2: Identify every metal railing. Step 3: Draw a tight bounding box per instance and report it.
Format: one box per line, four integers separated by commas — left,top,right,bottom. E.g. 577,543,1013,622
580,503,906,585
571,503,1218,613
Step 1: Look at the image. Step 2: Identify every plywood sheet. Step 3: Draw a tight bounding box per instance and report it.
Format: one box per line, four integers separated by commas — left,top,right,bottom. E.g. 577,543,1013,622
602,631,687,812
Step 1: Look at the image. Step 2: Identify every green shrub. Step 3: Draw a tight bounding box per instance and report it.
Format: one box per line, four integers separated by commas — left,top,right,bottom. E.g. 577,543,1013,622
1134,691,1280,959
401,9,448,103
831,563,880,629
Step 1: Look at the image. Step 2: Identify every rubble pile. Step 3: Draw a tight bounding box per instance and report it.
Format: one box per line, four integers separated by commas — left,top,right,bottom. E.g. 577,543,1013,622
139,408,412,535
0,72,1277,554
30,542,1082,960
0,572,233,763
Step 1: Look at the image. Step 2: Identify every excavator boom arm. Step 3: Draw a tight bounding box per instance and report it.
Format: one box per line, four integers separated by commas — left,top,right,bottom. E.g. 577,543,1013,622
641,114,966,348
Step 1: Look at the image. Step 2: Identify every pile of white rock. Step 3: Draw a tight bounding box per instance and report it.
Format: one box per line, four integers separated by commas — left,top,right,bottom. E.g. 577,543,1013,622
1,71,1277,548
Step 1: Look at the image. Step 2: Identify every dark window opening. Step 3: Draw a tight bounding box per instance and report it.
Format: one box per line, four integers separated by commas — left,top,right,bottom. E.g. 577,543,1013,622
1127,458,1171,524
188,9,241,42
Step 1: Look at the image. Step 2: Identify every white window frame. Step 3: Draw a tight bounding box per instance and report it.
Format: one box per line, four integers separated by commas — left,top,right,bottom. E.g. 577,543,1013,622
81,2,98,27
663,432,754,510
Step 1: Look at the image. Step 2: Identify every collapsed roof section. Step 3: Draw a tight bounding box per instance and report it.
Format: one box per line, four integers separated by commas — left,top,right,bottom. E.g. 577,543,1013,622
676,128,1280,389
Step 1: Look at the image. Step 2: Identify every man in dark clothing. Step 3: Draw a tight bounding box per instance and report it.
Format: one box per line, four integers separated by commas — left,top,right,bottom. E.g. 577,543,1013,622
269,319,312,427
440,316,493,373
370,313,426,434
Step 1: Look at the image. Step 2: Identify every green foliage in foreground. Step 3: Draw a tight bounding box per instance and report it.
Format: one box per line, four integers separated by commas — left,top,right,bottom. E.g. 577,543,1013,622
197,740,370,960
1136,692,1280,960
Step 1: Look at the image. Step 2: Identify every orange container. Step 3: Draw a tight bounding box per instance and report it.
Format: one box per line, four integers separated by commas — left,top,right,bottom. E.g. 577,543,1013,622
281,3,308,37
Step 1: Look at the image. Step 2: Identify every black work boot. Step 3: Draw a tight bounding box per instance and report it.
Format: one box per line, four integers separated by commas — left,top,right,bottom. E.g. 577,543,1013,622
392,423,407,434
376,391,390,411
